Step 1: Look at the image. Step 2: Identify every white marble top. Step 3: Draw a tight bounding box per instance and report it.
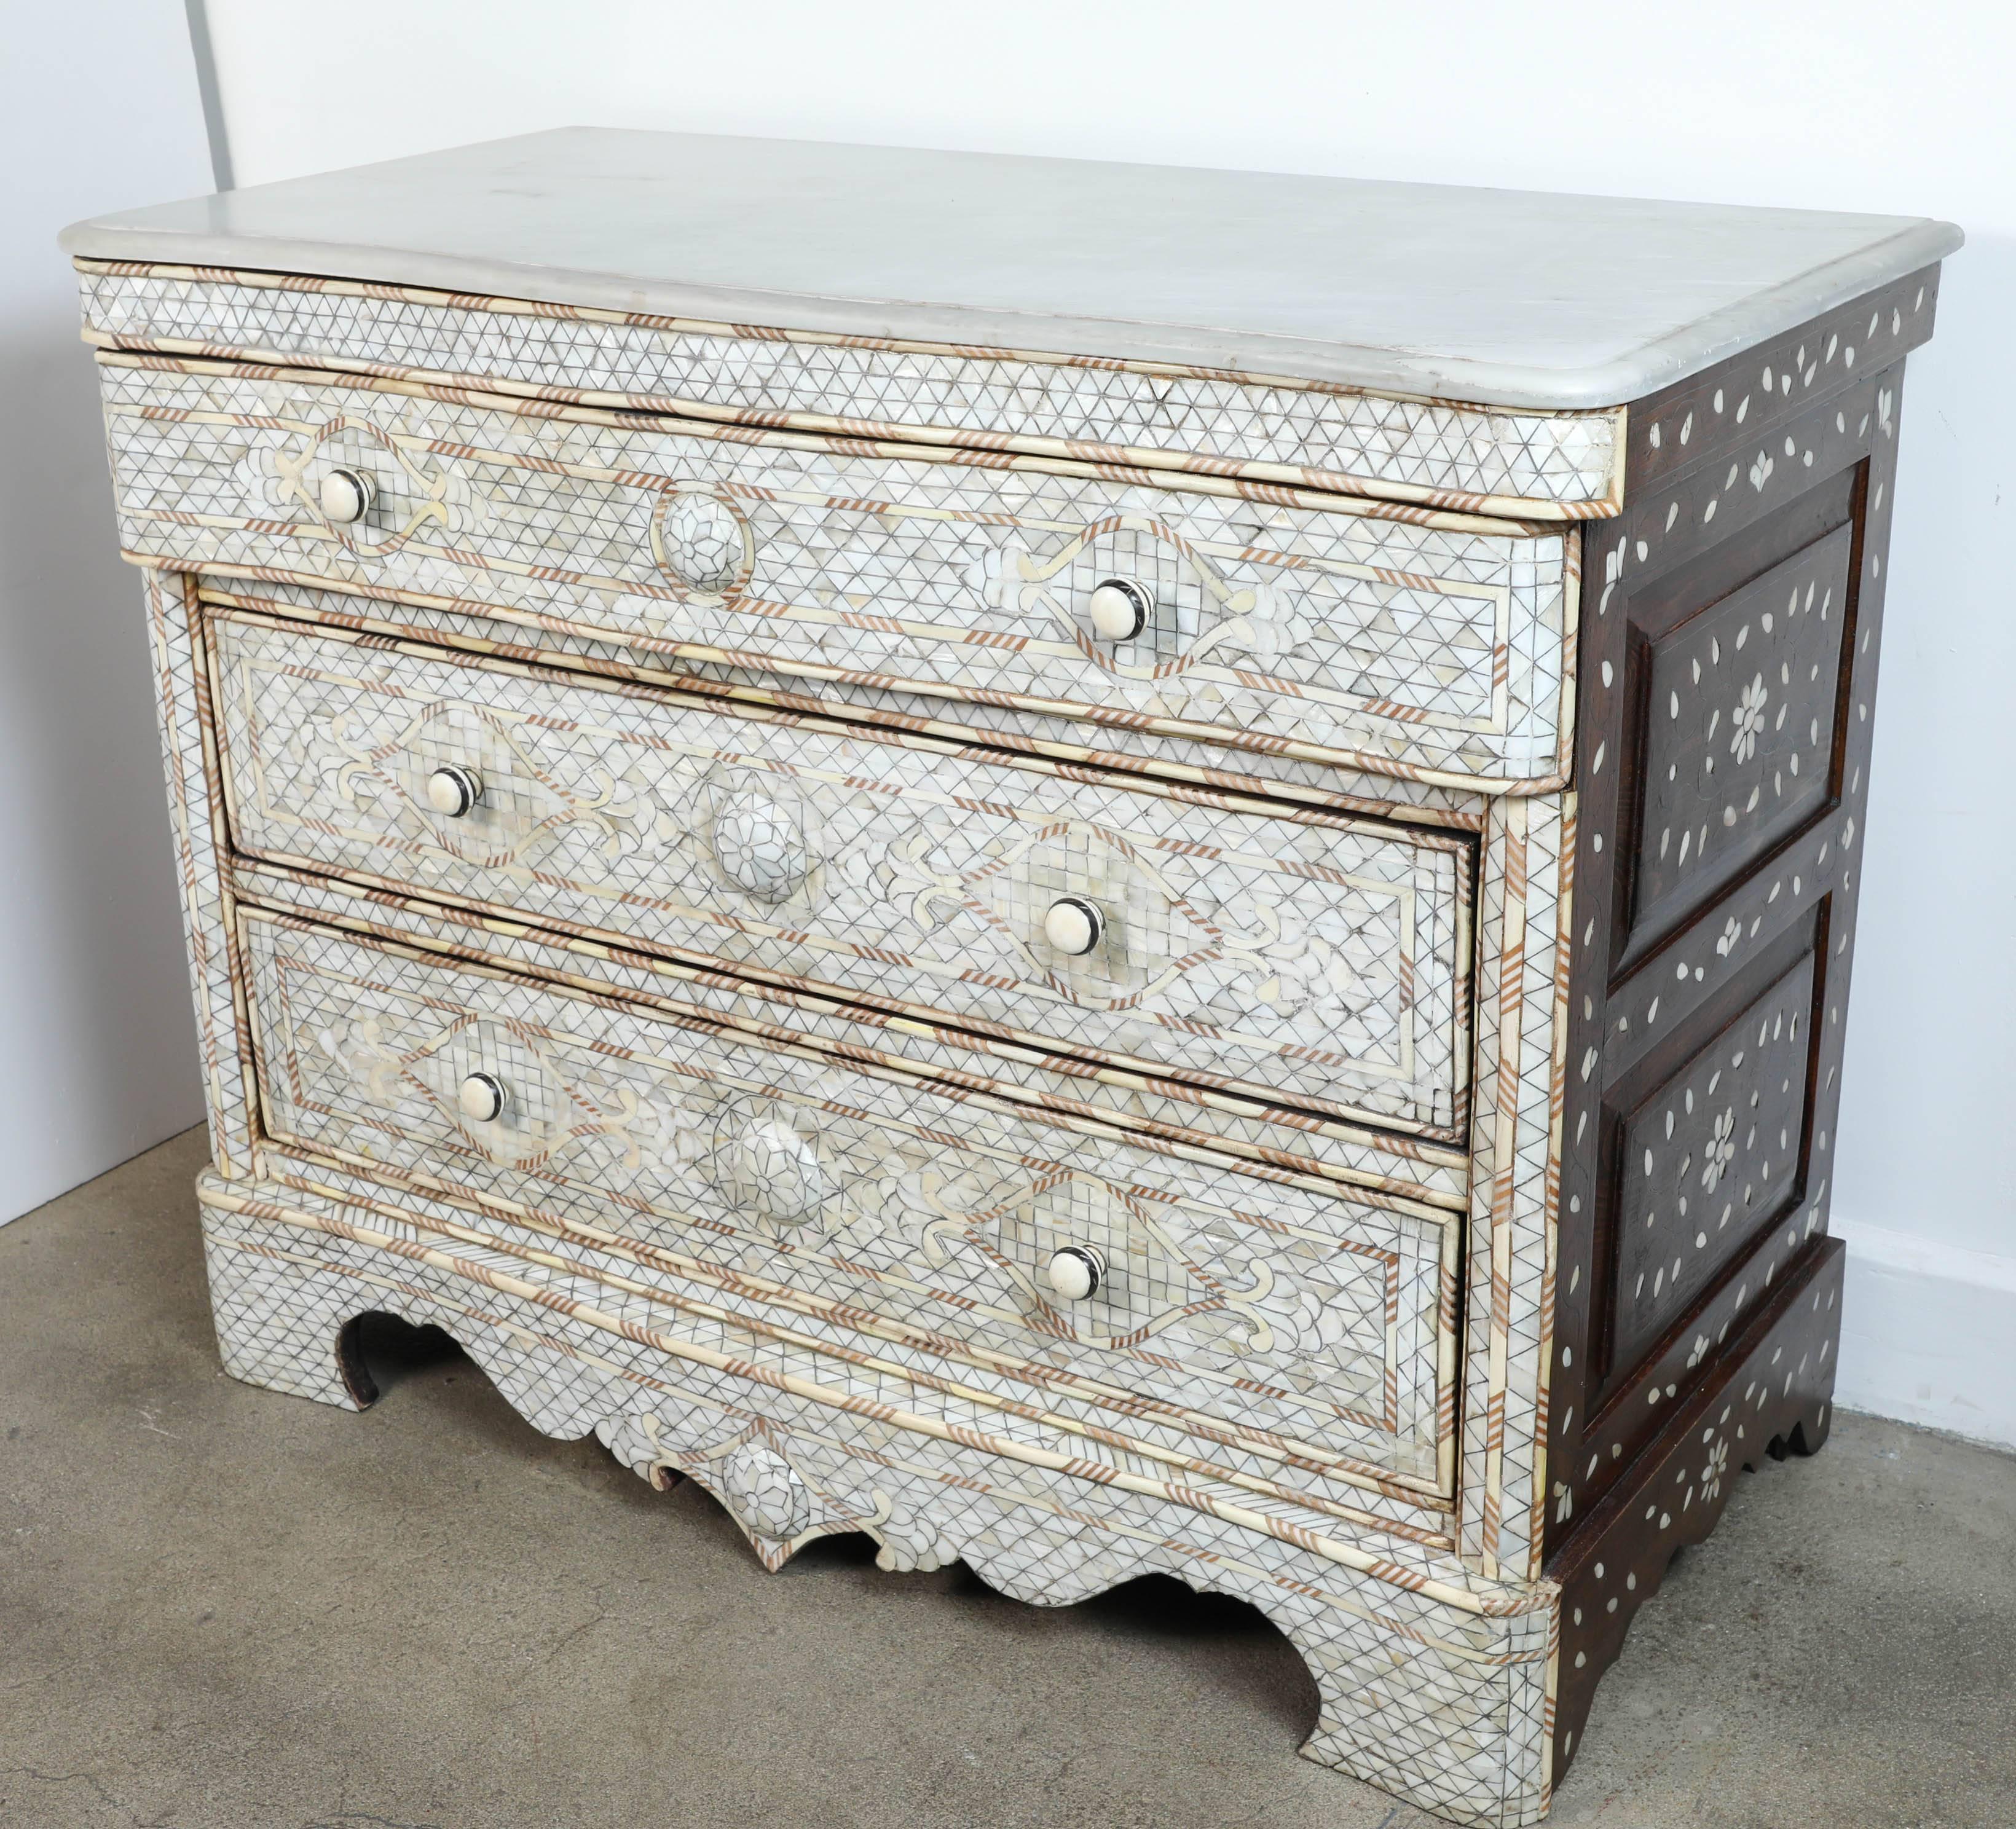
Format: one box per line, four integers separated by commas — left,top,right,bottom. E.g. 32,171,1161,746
61,128,1960,411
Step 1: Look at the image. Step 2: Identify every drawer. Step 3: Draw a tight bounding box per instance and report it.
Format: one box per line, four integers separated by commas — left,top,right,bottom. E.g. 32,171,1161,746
101,357,1577,791
211,608,1471,1138
80,263,1624,519
240,907,1460,1495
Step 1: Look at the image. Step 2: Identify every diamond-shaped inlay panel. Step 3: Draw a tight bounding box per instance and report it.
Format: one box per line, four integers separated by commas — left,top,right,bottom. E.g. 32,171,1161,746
213,611,1472,1135
101,361,1575,789
241,909,1457,1489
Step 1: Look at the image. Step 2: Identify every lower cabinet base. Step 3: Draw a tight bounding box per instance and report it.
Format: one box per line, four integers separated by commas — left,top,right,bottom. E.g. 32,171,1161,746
191,1168,1845,1827
1546,1237,1845,1777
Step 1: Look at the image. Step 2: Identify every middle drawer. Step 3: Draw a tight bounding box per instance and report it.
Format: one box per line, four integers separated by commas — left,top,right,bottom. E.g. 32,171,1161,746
208,605,1473,1139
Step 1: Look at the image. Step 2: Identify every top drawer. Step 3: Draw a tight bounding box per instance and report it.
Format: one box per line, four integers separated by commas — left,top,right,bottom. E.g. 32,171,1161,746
97,356,1578,793
79,263,1624,521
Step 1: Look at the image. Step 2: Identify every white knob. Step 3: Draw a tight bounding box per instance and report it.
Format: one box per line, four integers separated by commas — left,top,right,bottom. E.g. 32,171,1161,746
458,1072,506,1123
320,468,375,525
1042,896,1106,957
1087,577,1151,641
1046,1245,1107,1302
735,1119,830,1226
425,764,484,817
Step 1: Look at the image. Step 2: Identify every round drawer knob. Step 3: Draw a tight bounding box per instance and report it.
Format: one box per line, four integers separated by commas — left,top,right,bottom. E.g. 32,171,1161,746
458,1072,507,1123
1045,1245,1107,1302
1087,576,1151,641
1042,895,1106,957
712,787,813,902
424,764,484,817
735,1119,830,1226
655,492,747,594
319,468,375,525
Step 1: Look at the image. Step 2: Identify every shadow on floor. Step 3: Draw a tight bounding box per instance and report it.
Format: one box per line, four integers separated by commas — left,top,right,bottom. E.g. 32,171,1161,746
352,1307,1318,1728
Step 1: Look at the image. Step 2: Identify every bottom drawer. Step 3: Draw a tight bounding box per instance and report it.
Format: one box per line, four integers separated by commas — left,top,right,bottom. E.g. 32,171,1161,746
240,906,1458,1498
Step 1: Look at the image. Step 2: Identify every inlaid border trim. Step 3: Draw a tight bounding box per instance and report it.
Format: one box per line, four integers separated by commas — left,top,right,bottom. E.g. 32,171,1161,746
77,258,1626,524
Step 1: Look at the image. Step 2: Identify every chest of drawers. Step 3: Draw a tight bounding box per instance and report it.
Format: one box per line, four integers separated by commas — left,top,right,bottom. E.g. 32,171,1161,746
66,129,1958,1825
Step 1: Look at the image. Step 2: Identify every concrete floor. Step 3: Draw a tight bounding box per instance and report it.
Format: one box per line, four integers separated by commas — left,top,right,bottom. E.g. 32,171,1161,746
3,1130,2012,1829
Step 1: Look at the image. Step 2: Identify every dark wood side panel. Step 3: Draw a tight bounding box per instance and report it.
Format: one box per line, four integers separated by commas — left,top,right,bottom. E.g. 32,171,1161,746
1548,301,1927,1544
1620,266,1939,499
1537,266,1937,1790
1550,380,1906,1530
1551,1236,1844,1780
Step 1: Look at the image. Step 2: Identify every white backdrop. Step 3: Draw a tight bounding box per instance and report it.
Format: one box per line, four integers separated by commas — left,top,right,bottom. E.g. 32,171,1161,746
0,0,215,1224
178,0,2015,1440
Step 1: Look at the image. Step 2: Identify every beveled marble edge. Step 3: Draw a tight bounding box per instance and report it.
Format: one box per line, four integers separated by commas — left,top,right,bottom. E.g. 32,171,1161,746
1582,222,1958,408
58,129,1963,412
61,217,1961,412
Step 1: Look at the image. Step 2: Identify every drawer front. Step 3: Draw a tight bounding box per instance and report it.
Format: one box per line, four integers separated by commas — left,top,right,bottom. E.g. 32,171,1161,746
81,264,1624,518
212,611,1471,1137
242,910,1459,1493
102,358,1575,790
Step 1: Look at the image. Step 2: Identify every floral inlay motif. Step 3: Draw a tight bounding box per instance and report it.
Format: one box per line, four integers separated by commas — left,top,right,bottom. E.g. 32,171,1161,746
711,784,816,903
1730,675,1768,765
712,1438,814,1540
1700,1433,1730,1502
1701,1109,1736,1192
723,1114,832,1227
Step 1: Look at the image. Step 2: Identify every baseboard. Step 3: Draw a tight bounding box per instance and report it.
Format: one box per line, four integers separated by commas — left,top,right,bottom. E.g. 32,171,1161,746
1830,1217,2016,1451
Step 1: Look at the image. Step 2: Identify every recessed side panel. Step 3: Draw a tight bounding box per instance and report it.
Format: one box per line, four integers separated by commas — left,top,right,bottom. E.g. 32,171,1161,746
1624,526,1853,961
1596,922,1822,1402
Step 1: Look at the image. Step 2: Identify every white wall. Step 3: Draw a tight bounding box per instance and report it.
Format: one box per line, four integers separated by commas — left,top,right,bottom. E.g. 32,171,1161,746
192,0,2016,1438
0,2,216,1222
